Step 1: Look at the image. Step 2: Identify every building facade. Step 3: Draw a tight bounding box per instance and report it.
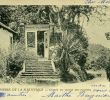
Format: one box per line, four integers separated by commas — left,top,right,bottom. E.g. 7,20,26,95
20,24,59,81
0,22,16,52
24,24,54,60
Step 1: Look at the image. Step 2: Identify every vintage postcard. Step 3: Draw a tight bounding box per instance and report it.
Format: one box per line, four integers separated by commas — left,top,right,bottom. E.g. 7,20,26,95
0,0,110,100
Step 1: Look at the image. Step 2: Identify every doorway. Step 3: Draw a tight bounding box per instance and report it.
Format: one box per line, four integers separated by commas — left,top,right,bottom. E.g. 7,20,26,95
37,31,45,58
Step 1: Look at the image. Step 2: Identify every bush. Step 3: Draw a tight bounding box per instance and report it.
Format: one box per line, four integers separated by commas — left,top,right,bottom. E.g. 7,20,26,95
69,64,88,82
61,72,77,82
0,48,7,78
87,73,95,80
6,42,26,78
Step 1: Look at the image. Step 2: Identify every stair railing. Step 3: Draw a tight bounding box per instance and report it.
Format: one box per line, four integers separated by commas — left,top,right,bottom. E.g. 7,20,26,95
51,60,56,72
17,60,25,77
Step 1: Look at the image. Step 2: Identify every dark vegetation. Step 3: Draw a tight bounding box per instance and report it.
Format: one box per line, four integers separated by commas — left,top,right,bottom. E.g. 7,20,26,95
6,42,25,78
85,44,110,70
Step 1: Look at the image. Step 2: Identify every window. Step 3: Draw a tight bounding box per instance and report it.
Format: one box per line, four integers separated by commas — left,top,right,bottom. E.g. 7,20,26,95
27,32,35,48
10,36,13,49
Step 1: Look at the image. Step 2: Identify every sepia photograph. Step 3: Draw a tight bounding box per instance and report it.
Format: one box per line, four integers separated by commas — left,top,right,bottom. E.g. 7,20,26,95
0,4,110,100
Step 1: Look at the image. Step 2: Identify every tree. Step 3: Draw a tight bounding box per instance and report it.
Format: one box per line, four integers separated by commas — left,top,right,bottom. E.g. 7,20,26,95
86,44,110,70
0,6,12,26
51,5,108,82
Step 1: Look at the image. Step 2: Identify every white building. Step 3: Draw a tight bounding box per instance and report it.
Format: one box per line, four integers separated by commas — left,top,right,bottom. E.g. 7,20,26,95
24,24,54,60
0,22,16,52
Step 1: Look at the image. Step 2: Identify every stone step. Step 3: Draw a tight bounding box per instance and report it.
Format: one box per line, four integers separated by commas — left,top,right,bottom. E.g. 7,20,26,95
25,62,51,66
25,60,51,64
20,60,58,81
21,72,57,74
20,75,59,79
25,69,53,72
25,66,53,69
25,67,53,71
25,69,52,72
21,74,58,76
22,71,58,74
38,60,51,63
25,63,52,67
21,74,59,76
25,70,54,72
25,60,38,62
19,77,60,83
25,65,52,67
25,68,53,70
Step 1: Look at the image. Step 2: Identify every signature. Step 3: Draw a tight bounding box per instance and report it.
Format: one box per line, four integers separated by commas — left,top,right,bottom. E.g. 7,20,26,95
42,90,73,98
77,90,110,100
85,0,110,3
0,92,28,97
0,92,6,97
7,92,28,96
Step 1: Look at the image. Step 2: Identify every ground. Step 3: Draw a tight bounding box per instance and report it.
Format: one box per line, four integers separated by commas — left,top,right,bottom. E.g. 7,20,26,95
0,69,109,100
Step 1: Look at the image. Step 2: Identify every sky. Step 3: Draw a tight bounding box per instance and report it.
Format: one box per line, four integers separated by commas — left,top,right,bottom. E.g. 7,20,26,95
82,6,110,48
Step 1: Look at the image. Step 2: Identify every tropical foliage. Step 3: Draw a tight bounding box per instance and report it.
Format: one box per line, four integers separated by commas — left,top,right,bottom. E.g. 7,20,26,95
85,44,110,70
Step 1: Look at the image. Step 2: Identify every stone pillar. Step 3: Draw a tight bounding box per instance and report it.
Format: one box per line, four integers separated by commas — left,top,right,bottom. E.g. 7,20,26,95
49,23,55,60
19,23,25,44
19,23,26,72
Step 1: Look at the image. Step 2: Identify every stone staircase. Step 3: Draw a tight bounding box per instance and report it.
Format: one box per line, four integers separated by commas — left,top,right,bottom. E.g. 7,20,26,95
20,59,60,83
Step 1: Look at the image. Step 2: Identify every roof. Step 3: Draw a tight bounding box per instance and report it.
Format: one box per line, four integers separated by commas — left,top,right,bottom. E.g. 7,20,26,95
25,24,50,28
0,22,17,35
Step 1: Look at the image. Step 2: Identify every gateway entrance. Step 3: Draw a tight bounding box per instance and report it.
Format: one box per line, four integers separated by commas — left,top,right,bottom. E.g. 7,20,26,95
25,24,50,60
